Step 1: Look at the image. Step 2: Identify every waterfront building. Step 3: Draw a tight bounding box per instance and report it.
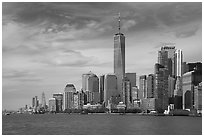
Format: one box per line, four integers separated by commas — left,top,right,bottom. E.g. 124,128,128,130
154,63,169,110
82,71,99,104
53,93,63,113
168,76,176,104
32,97,35,108
122,77,132,108
174,76,183,109
141,98,157,111
41,92,46,109
104,74,118,107
114,14,125,97
182,70,202,110
168,76,176,98
85,90,94,104
194,82,202,112
147,74,154,98
48,98,56,112
73,92,80,109
64,84,76,110
139,75,147,99
99,75,105,104
125,73,136,101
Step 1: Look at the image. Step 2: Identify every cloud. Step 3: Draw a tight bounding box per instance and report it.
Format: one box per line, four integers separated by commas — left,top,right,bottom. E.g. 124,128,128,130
3,69,43,82
122,19,137,31
156,3,202,26
175,27,199,38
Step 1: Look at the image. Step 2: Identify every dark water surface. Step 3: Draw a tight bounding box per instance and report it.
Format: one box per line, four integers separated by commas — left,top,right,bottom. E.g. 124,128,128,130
2,114,202,135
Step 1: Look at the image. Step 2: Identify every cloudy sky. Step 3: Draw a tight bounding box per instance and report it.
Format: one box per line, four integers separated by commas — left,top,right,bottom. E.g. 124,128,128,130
2,2,202,110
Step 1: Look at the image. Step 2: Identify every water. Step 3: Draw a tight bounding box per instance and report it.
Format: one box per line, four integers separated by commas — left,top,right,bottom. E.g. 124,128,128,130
2,114,202,135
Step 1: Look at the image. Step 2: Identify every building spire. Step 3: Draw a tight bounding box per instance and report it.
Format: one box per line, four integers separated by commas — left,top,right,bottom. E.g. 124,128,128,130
118,12,121,33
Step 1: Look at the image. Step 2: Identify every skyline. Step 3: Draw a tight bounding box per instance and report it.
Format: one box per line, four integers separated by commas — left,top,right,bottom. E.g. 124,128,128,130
2,2,202,110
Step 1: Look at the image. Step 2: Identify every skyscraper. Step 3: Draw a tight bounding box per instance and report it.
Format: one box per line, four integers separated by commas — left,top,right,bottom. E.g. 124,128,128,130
99,75,105,103
147,74,155,98
41,92,46,108
63,84,76,110
82,71,99,104
114,13,125,97
48,98,56,112
122,77,132,108
125,73,136,87
139,75,147,99
104,74,118,107
154,63,169,110
160,45,176,76
174,49,183,77
53,93,63,113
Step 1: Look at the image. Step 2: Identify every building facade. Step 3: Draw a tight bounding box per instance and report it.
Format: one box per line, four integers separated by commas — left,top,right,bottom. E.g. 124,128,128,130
53,93,63,113
147,74,154,98
139,75,147,99
99,75,105,104
114,32,125,97
104,74,118,107
82,71,99,104
48,98,56,112
122,77,132,108
182,70,202,110
63,84,76,110
154,63,169,110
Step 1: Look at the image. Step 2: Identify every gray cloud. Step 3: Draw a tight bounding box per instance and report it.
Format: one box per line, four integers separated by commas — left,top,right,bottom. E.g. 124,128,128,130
175,27,199,38
156,2,201,26
3,69,43,82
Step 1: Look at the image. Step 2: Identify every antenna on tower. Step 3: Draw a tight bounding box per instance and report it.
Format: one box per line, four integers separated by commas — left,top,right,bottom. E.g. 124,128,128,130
118,12,121,34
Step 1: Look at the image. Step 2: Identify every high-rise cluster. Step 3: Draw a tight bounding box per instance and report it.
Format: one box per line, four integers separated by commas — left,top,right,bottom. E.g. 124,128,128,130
22,14,201,115
136,44,202,113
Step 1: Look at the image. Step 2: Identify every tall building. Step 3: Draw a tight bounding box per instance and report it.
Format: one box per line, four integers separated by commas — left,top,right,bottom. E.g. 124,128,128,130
41,92,46,108
99,75,105,103
186,62,202,73
82,71,99,104
139,75,147,99
64,84,76,110
48,98,56,112
182,70,202,110
194,82,202,112
53,93,63,113
125,73,136,87
125,73,136,103
114,13,125,97
160,45,176,76
158,50,168,68
132,86,139,101
104,74,118,107
147,74,154,98
168,76,176,104
154,63,169,110
122,77,132,108
174,49,183,77
32,97,35,108
73,92,80,109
